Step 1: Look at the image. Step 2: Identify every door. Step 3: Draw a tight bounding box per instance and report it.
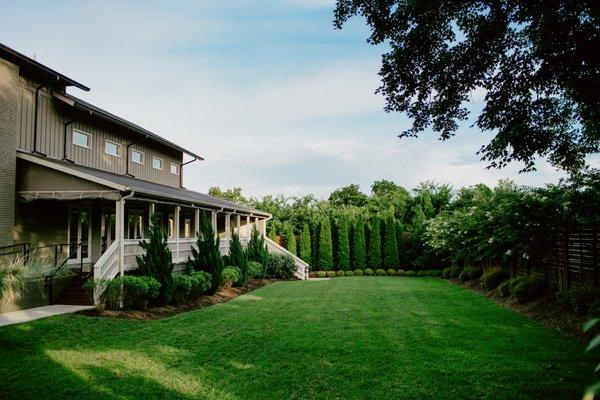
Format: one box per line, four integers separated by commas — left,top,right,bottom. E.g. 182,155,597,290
68,208,91,263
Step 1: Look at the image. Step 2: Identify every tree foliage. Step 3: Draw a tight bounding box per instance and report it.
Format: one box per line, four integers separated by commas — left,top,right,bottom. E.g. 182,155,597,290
285,223,297,256
188,213,224,294
334,1,600,171
299,223,311,264
317,218,334,270
247,226,269,278
336,217,351,270
352,218,367,269
329,184,368,207
382,218,399,269
136,214,174,305
228,233,248,286
367,218,381,269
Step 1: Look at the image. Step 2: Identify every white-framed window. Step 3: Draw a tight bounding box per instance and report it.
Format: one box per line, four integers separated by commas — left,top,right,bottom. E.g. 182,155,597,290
72,129,91,149
152,157,163,170
170,163,179,175
104,140,121,157
131,149,144,164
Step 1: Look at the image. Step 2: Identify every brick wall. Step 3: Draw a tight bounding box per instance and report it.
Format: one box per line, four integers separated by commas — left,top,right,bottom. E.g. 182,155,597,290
0,59,18,246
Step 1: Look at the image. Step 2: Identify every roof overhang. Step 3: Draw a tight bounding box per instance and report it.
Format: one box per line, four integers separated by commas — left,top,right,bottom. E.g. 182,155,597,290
0,42,90,91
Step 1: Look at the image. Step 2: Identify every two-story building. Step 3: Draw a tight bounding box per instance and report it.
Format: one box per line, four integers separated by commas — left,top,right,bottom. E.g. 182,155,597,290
0,43,307,311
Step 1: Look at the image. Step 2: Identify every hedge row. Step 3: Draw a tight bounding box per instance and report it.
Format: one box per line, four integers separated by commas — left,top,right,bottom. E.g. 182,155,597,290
310,268,442,278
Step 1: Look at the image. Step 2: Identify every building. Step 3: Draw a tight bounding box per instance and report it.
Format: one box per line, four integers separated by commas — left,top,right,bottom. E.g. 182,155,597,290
0,43,307,311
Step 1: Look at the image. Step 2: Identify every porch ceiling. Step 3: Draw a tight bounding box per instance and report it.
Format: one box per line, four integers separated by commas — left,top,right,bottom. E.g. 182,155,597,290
17,151,271,218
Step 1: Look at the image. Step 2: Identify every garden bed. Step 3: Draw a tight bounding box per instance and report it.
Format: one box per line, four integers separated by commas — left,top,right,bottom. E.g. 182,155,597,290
78,278,278,320
455,279,591,342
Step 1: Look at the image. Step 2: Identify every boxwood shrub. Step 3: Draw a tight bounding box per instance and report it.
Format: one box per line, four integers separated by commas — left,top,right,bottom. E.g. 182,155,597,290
172,274,193,304
509,275,546,304
248,261,264,279
101,275,160,310
386,269,397,276
266,253,296,279
405,270,416,277
459,267,483,283
222,266,241,288
326,271,336,278
189,271,211,297
498,280,511,297
397,269,406,276
558,286,600,315
354,269,364,276
316,271,327,278
364,268,374,276
480,269,509,290
375,268,387,276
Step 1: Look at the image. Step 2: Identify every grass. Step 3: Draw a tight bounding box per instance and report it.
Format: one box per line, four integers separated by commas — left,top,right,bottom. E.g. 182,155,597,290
0,277,595,399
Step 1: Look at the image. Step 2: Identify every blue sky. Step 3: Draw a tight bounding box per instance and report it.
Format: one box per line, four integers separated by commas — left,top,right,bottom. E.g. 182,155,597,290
0,0,578,198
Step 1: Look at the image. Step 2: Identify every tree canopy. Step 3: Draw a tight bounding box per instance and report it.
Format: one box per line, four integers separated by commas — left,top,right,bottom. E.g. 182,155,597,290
334,1,600,172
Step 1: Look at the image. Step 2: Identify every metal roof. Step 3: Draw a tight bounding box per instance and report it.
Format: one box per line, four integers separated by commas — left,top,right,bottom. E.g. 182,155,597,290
18,152,270,218
0,42,90,91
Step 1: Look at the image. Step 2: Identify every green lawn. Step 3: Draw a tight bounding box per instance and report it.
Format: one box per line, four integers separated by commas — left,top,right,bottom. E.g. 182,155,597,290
0,277,594,399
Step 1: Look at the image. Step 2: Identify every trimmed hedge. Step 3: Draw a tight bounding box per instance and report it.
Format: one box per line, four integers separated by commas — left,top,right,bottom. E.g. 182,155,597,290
405,270,416,277
459,267,483,283
364,268,374,276
248,261,264,279
172,274,193,304
397,269,406,276
317,271,327,278
98,275,160,310
387,269,397,276
189,271,211,297
354,269,364,276
222,266,241,288
375,268,387,276
480,269,508,290
557,286,600,315
266,253,296,279
509,275,546,303
442,266,462,279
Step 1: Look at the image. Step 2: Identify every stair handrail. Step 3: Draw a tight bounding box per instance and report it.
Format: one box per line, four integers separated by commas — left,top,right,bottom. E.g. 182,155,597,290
92,240,120,305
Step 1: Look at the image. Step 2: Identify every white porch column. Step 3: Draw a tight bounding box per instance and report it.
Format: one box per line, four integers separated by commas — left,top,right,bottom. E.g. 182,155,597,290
116,199,125,278
148,202,155,227
225,213,231,238
194,208,200,237
245,215,251,238
211,211,218,237
236,214,241,235
258,218,267,236
174,205,180,261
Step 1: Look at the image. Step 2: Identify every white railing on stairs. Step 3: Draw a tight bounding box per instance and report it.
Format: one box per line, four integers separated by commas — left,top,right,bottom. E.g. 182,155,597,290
92,239,120,305
264,237,309,280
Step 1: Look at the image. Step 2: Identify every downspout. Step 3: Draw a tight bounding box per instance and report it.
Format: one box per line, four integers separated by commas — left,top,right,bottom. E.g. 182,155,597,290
62,119,78,163
33,85,48,156
126,134,149,177
179,157,198,188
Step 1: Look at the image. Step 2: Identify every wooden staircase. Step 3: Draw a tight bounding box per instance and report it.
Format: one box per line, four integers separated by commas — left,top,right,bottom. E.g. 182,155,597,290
56,271,92,305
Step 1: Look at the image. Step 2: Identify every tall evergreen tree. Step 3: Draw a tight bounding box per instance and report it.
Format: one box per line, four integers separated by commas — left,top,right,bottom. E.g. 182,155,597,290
285,223,297,256
188,212,224,294
395,220,406,266
299,223,311,264
137,213,174,305
353,218,367,269
228,233,248,286
383,218,399,269
367,217,381,269
247,225,269,277
318,218,333,270
337,217,350,270
268,224,277,241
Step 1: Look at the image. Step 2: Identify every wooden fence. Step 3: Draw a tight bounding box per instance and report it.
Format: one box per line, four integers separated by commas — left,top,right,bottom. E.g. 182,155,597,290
515,224,599,290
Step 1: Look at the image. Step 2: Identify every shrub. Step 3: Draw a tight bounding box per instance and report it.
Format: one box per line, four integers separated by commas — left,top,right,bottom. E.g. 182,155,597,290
498,280,511,297
367,218,382,269
336,218,351,271
481,269,509,290
589,299,600,317
317,218,333,270
345,270,354,276
405,270,416,277
247,226,269,277
189,271,211,297
459,267,483,283
221,266,241,289
386,269,397,276
509,275,546,303
354,269,364,276
266,253,296,279
188,213,224,294
382,218,399,269
364,268,374,276
375,268,386,276
352,219,367,270
136,214,174,305
337,270,347,277
559,286,600,315
317,271,327,278
442,267,453,279
299,223,311,264
326,271,336,278
228,233,248,286
431,270,442,277
285,223,297,256
248,261,264,279
397,269,406,276
101,275,160,310
172,274,193,304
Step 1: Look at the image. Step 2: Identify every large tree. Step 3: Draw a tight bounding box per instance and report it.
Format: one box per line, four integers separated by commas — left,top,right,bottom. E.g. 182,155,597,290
334,1,600,172
329,184,369,207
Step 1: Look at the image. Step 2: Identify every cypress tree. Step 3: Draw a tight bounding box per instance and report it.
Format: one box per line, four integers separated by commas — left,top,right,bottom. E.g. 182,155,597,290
188,212,224,294
353,218,367,269
337,217,350,270
285,223,297,256
268,224,277,241
367,217,381,269
299,223,311,264
395,220,406,266
318,218,333,270
383,218,399,269
229,233,248,286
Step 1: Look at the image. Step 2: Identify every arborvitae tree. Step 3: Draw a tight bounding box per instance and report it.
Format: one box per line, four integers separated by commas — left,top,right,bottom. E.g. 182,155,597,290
299,223,311,264
318,218,333,270
383,218,399,269
395,220,406,265
268,224,277,241
137,213,174,305
285,223,297,256
353,218,367,269
188,212,224,294
337,217,350,270
229,233,248,286
367,217,381,269
247,225,269,277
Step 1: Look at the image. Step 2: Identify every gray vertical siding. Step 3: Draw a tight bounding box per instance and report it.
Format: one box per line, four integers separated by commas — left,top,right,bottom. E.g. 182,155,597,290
16,77,183,188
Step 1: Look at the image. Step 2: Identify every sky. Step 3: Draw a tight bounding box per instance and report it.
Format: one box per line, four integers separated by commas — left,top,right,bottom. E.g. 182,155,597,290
0,0,579,199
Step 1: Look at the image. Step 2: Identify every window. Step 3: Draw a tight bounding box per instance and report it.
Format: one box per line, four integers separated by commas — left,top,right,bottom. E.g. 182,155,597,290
184,219,191,238
170,163,179,175
104,140,121,157
72,129,91,149
152,157,163,170
131,149,144,164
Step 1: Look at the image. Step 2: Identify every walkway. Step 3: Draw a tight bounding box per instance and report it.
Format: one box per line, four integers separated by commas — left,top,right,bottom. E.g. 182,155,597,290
0,305,94,327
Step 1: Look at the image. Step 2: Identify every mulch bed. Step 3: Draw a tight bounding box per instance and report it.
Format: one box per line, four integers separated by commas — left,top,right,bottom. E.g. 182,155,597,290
78,278,278,320
456,279,592,342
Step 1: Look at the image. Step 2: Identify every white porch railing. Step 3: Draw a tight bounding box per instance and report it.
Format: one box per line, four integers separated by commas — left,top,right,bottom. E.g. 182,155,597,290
92,239,120,305
265,237,309,280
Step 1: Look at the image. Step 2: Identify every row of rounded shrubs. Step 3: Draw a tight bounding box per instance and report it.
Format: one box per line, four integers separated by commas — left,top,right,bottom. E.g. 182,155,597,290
312,268,443,278
442,265,600,316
